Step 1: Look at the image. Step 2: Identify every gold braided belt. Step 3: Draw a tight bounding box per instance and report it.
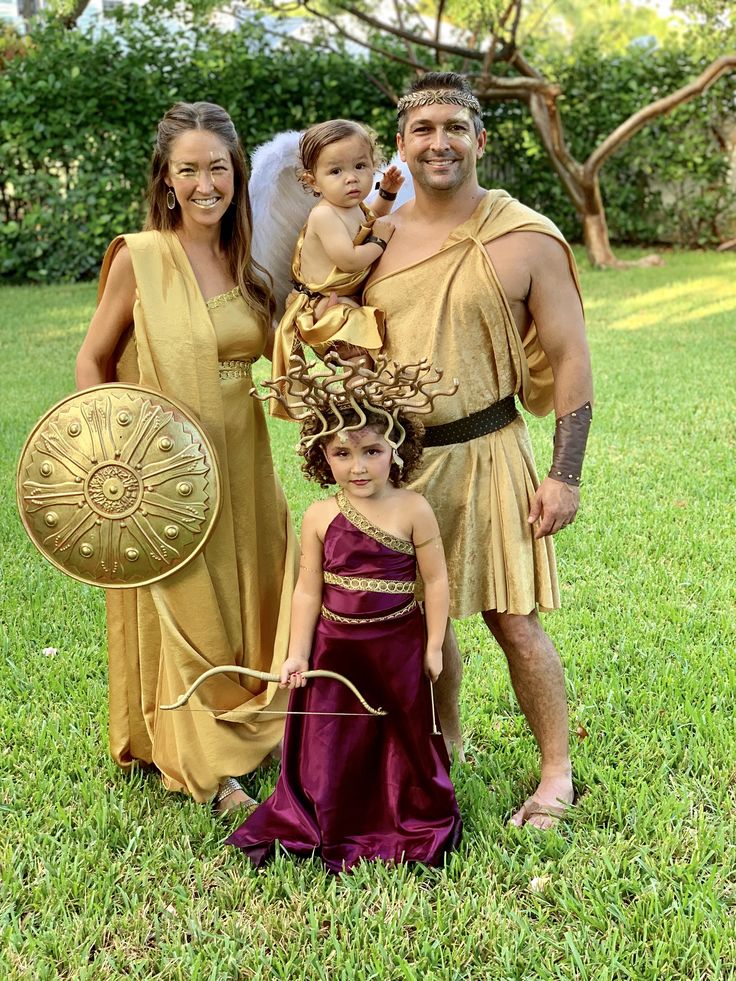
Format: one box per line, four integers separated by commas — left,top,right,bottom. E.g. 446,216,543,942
218,359,255,380
323,571,415,594
321,598,418,624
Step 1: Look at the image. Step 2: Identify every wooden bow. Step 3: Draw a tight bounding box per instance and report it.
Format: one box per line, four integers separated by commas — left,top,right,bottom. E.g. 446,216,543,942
160,664,386,717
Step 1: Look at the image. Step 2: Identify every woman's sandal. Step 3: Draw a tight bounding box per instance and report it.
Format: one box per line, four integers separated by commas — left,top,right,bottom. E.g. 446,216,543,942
214,777,258,817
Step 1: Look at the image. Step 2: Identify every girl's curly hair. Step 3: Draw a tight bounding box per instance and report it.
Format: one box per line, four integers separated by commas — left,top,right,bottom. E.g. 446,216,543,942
300,408,425,488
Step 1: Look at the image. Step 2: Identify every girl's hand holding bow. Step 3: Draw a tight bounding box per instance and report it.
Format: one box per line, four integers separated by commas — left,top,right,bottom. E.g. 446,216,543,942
424,646,443,684
279,655,310,688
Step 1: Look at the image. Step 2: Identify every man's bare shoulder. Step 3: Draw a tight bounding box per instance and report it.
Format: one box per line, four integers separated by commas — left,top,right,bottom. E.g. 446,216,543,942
384,198,414,228
485,231,572,295
486,230,567,259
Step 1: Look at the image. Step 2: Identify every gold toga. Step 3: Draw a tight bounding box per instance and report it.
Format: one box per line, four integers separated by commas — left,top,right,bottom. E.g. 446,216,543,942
101,230,298,802
364,190,584,619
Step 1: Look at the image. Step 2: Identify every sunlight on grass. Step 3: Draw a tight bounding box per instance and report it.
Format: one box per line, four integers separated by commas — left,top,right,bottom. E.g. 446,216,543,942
607,275,736,330
1,250,735,978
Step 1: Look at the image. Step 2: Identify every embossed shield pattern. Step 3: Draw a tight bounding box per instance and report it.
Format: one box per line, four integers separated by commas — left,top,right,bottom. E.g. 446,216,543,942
17,384,221,588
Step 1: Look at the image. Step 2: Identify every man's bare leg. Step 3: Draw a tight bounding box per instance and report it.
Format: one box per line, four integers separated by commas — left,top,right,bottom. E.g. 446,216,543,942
482,609,573,829
434,620,464,761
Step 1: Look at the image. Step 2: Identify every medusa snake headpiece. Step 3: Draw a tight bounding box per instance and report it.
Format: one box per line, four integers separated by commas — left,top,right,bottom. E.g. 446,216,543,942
252,352,459,466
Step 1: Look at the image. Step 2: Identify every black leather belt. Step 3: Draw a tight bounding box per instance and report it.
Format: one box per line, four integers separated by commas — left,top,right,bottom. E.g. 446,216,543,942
422,395,518,447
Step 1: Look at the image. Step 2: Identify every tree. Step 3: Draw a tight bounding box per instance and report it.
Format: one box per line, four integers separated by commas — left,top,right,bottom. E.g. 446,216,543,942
249,0,736,267
18,0,94,29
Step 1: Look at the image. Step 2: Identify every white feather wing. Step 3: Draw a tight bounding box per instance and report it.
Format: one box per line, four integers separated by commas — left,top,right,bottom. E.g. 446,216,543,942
249,130,316,318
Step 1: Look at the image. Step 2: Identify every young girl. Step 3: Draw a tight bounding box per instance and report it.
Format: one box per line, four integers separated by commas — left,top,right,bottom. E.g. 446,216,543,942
270,119,404,409
227,356,462,873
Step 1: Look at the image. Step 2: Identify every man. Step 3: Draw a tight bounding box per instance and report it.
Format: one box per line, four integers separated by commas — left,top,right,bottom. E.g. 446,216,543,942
364,72,592,829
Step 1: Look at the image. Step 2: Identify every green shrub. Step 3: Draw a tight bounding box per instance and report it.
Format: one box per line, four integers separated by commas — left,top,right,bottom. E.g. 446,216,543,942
0,13,733,283
0,11,398,282
480,41,736,244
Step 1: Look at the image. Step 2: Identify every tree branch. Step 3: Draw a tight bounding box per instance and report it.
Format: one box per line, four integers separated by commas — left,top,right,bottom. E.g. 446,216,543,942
298,2,433,71
328,1,486,62
434,0,447,66
509,48,544,80
585,54,736,178
60,0,92,29
470,73,557,98
527,91,585,211
483,1,514,75
392,0,425,70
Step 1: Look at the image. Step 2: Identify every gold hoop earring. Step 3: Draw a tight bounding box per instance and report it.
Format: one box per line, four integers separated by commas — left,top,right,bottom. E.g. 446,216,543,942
166,188,176,210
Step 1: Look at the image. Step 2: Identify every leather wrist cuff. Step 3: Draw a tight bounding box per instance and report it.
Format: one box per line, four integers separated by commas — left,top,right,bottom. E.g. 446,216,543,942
548,401,592,485
374,183,397,201
364,234,388,251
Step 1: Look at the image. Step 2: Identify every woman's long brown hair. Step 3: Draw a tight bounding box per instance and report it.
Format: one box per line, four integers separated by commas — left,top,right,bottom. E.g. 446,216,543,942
145,101,274,324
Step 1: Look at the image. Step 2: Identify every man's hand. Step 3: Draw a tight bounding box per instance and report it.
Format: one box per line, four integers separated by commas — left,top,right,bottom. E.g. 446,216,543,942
528,477,580,539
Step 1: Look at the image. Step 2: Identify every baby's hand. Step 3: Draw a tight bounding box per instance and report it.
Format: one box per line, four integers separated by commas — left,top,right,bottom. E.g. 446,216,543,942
372,218,395,243
424,647,443,684
380,165,405,195
279,655,309,688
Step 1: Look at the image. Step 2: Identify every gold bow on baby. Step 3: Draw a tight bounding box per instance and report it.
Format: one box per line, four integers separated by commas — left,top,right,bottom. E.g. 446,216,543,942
160,664,387,717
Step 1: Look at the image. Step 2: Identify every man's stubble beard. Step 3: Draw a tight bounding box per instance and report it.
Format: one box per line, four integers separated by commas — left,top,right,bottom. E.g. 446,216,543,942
410,155,478,197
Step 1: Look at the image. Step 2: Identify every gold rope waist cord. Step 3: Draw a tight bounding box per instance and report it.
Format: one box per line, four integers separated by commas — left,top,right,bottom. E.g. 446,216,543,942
320,598,418,624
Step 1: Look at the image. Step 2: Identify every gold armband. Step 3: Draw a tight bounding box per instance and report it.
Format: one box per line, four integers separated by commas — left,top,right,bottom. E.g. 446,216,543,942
414,534,442,550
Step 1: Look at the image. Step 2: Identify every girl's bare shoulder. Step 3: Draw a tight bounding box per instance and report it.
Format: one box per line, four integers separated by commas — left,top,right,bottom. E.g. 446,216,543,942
308,202,342,230
304,495,340,537
395,487,432,511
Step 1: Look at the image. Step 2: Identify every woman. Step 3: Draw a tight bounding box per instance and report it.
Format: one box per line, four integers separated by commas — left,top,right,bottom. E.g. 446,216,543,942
76,102,298,813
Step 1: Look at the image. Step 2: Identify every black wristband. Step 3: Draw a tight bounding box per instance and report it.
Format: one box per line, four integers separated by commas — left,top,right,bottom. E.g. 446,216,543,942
364,234,388,251
374,182,397,201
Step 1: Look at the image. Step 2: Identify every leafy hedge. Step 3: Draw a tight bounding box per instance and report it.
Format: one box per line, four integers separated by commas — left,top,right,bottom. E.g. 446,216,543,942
1,12,733,282
0,11,404,282
482,40,736,246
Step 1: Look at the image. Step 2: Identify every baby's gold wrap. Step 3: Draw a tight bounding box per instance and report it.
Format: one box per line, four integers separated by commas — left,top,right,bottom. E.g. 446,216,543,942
271,209,385,418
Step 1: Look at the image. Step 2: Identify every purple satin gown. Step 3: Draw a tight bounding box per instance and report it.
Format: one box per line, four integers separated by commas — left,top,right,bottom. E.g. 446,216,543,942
227,491,462,874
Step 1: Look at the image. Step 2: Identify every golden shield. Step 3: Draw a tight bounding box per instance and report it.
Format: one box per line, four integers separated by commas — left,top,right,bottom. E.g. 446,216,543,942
17,384,221,588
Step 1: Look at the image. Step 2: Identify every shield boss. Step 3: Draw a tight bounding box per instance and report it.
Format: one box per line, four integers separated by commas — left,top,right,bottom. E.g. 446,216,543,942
17,384,221,588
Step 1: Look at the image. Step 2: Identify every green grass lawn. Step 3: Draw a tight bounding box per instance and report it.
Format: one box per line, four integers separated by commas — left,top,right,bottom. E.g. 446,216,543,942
1,249,735,979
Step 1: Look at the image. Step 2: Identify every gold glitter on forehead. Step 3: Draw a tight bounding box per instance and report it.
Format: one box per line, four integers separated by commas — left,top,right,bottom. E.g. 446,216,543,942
396,88,482,117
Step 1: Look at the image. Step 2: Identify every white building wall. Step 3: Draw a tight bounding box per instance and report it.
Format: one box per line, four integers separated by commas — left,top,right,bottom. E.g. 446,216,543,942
1,0,146,29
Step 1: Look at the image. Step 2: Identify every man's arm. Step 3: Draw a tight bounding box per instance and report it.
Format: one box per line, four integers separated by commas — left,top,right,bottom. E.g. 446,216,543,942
526,235,593,539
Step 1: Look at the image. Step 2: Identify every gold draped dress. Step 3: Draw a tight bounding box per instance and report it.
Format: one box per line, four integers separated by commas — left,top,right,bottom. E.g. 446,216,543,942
99,230,298,802
364,190,584,619
271,208,385,417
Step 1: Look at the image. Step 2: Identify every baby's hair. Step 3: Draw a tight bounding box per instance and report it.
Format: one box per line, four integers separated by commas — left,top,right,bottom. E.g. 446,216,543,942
298,119,384,189
301,408,424,489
